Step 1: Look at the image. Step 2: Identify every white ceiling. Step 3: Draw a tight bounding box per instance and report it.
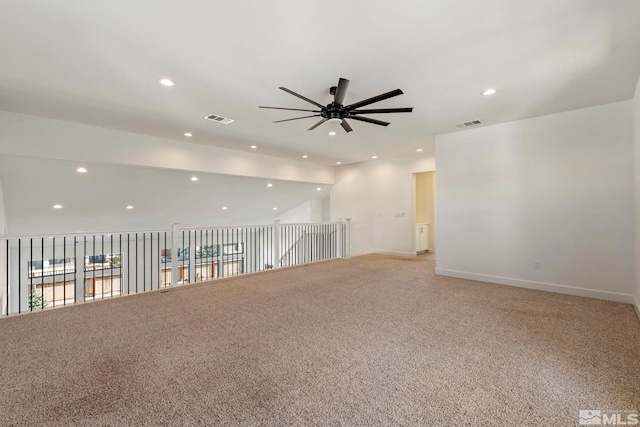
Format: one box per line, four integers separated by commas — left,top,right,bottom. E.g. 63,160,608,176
1,0,640,165
1,1,639,235
0,155,329,234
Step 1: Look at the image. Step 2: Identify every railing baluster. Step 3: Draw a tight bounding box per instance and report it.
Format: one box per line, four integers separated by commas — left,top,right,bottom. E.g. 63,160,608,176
18,239,21,314
253,227,256,272
110,234,113,298
205,229,209,280
63,236,67,305
182,231,185,283
29,239,33,311
149,233,153,291
119,234,123,296
143,233,146,292
216,229,220,278
52,237,56,307
259,227,262,270
324,224,327,260
135,233,138,293
92,235,96,298
75,236,78,302
156,232,159,289
100,234,104,299
40,237,44,310
5,240,8,315
223,228,227,278
84,236,87,299
128,234,131,293
235,227,238,277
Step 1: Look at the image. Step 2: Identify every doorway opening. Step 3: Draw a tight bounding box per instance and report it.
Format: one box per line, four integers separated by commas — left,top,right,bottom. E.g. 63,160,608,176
415,172,436,257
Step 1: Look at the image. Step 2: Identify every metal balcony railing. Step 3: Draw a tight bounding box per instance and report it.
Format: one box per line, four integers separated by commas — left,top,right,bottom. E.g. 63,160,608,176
0,220,350,316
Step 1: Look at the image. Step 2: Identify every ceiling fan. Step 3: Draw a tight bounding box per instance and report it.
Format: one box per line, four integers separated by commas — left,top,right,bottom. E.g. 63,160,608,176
259,78,413,133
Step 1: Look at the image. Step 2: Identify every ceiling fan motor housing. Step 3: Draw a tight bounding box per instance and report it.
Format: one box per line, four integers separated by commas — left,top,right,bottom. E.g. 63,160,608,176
329,110,343,120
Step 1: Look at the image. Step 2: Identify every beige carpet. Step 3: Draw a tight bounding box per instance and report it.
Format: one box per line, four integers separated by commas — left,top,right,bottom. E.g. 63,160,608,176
0,254,638,426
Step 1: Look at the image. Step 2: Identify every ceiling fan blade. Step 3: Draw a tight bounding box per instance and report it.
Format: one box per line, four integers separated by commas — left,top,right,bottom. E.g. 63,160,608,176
307,118,327,130
341,119,353,133
333,78,350,106
273,115,321,123
259,106,321,113
345,89,404,110
279,87,324,109
349,116,390,127
350,107,413,114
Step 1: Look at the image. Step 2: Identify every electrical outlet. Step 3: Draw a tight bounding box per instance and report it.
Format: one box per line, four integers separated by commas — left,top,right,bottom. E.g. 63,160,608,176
534,260,541,269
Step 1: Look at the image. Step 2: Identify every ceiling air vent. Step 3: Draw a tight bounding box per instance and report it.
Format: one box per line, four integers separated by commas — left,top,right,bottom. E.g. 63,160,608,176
455,119,483,128
205,114,234,125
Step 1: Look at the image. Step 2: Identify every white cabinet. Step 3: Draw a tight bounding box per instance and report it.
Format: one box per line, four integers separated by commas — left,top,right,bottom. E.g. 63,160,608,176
416,224,429,253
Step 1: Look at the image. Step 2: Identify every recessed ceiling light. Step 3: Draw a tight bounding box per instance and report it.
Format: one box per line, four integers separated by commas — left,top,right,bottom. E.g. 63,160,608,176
267,183,273,187
481,88,497,96
126,205,134,210
416,148,423,152
316,187,322,191
222,206,228,210
302,155,308,159
159,78,174,87
76,167,88,173
328,131,337,136
53,204,63,209
336,161,342,165
191,176,198,182
250,145,257,149
273,207,278,211
372,156,378,159
184,132,192,137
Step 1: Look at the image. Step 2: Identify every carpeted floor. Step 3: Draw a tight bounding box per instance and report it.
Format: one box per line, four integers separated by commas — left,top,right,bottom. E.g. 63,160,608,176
0,254,638,426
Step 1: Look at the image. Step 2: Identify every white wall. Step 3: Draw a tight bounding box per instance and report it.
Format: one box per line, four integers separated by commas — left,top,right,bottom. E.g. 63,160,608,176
321,197,331,223
633,76,640,317
276,200,324,224
436,101,635,303
331,152,436,257
0,111,335,185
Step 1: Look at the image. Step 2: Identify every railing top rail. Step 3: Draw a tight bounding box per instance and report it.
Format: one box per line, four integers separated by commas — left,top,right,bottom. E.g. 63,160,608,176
179,224,274,231
180,221,344,231
0,221,347,241
278,222,345,227
0,228,172,240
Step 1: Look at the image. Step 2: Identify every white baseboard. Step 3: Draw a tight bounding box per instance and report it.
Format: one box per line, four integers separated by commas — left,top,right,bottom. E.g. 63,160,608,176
435,268,635,304
634,297,640,323
374,250,417,258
